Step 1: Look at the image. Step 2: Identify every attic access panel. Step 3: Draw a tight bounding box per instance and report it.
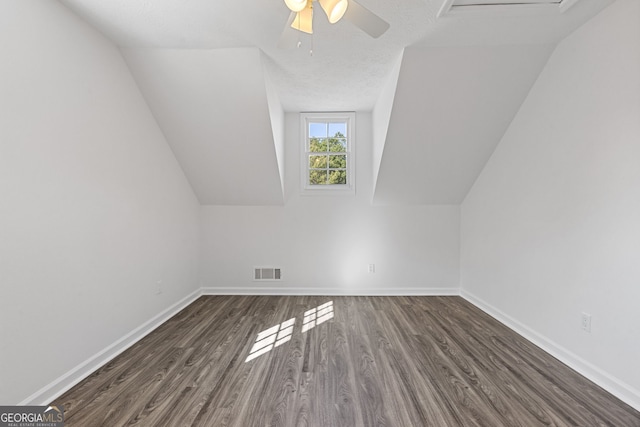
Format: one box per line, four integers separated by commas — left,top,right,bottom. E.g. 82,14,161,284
453,0,561,5
439,0,578,16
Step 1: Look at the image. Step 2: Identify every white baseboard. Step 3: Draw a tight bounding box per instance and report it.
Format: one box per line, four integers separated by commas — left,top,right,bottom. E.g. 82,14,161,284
20,286,639,413
18,285,455,405
460,289,640,412
19,288,203,406
201,286,460,296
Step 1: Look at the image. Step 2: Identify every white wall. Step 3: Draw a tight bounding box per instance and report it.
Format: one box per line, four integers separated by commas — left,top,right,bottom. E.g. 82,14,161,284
461,0,640,408
201,113,460,294
0,1,200,405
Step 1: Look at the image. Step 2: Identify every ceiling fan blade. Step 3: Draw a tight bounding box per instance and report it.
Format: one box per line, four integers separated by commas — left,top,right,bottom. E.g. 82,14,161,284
343,0,390,38
277,12,299,49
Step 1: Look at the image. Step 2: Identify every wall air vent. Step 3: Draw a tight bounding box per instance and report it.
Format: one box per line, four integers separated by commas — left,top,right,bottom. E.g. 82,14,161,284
438,0,578,17
254,267,282,281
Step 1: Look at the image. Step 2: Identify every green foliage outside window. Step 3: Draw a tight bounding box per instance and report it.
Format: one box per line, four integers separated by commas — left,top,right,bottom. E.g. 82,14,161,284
308,132,347,185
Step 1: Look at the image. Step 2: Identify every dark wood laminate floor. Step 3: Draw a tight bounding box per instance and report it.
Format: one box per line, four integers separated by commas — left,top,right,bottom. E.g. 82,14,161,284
54,296,640,426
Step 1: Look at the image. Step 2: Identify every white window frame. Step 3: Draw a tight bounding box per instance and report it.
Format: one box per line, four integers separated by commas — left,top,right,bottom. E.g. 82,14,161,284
300,112,356,195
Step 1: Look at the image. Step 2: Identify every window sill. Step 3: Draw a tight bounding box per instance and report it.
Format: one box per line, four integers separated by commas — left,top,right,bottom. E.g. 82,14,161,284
301,185,356,196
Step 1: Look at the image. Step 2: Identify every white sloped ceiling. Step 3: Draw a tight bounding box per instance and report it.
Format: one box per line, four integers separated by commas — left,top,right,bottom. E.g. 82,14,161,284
122,48,285,205
60,0,613,206
372,44,555,205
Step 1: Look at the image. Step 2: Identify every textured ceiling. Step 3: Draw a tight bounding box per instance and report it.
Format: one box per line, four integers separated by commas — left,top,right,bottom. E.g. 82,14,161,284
59,0,611,112
59,0,434,111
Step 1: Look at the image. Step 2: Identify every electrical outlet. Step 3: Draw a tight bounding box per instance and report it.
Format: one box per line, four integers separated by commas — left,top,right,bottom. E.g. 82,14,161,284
368,264,375,273
581,312,591,333
156,280,163,295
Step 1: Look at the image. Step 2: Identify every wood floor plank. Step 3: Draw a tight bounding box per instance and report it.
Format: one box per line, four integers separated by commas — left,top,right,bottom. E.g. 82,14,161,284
53,296,640,427
421,300,559,426
321,297,364,427
433,297,635,426
359,299,449,426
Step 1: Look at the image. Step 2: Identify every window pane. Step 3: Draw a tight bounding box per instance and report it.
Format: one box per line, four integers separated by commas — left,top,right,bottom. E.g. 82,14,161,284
302,114,354,191
309,138,328,152
309,169,328,185
329,138,347,152
309,122,327,138
328,122,346,138
328,169,347,185
328,155,346,168
309,155,327,168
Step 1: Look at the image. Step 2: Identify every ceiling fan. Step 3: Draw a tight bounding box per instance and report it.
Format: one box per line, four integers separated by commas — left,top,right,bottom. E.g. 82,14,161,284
278,0,390,48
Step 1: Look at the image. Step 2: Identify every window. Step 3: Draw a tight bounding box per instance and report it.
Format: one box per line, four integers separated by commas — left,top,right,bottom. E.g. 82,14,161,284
301,112,355,194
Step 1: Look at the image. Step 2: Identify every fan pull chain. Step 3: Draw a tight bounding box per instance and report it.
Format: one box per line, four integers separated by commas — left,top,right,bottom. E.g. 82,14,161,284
309,0,313,56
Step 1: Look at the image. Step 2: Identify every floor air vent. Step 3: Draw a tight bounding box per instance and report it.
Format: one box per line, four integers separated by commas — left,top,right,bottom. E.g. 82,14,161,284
254,267,282,281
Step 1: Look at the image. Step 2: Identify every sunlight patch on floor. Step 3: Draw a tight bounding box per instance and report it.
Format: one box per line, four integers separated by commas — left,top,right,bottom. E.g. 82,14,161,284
245,301,334,362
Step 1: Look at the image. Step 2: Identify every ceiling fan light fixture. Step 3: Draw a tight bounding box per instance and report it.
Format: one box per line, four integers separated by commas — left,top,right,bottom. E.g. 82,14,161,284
319,0,349,23
291,2,313,34
284,0,307,13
